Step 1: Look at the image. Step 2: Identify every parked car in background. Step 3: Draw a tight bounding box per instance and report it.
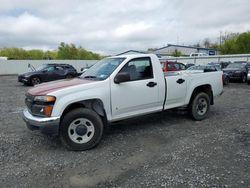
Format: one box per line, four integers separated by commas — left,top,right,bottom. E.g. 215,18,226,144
208,61,231,69
187,65,230,85
18,64,78,86
222,62,248,83
160,61,186,72
246,62,250,71
78,65,94,76
186,63,195,68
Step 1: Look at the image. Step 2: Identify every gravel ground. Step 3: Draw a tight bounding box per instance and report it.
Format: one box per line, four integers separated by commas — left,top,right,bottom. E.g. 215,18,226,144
0,76,249,188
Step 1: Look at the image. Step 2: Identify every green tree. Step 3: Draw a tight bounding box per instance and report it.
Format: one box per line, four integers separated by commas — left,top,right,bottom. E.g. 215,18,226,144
57,42,102,60
219,31,250,54
171,49,182,57
0,44,103,60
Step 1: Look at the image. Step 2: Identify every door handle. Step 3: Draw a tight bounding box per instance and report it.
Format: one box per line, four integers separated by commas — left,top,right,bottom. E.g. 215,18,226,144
176,78,185,84
147,82,157,87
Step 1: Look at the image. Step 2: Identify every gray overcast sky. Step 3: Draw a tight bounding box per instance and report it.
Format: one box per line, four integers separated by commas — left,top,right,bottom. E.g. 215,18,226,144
0,0,249,55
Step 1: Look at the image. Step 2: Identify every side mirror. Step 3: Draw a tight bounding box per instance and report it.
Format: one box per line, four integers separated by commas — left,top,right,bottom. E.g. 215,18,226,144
114,72,130,84
80,68,84,71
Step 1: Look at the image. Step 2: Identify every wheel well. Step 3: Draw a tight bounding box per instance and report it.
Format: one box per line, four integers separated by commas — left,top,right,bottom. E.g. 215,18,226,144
61,99,108,126
31,75,40,79
190,85,214,105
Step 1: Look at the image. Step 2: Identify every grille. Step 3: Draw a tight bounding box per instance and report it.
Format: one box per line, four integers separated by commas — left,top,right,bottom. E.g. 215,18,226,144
25,93,35,112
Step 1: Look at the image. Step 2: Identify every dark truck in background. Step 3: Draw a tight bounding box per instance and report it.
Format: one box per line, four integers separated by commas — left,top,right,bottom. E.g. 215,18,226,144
18,64,78,86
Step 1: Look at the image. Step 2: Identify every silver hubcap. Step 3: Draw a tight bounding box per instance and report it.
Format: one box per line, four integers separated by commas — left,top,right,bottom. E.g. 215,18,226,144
68,118,95,144
196,98,208,116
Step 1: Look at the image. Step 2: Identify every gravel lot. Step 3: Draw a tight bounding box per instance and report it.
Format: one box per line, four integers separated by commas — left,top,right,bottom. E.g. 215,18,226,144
0,76,249,188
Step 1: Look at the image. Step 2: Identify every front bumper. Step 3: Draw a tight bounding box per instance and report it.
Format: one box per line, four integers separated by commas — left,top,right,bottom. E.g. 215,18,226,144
18,76,29,84
22,109,60,135
226,73,243,80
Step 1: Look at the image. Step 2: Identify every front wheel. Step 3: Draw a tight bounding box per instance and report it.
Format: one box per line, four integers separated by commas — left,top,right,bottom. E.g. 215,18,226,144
30,76,41,86
189,92,210,121
60,108,104,151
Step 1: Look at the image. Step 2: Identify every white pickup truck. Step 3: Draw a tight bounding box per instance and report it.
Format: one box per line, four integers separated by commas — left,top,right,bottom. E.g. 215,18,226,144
23,54,223,150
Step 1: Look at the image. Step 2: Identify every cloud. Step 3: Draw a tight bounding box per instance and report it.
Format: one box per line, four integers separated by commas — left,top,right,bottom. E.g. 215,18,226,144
0,0,249,55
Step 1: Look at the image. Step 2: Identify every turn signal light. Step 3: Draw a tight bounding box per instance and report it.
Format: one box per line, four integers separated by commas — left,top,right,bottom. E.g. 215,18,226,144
43,106,53,117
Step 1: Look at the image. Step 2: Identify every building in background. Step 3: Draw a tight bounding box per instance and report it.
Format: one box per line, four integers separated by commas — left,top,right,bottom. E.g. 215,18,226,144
153,44,217,58
116,44,218,58
115,50,147,56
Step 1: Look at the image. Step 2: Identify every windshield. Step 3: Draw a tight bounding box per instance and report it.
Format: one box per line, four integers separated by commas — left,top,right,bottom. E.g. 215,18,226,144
36,64,49,71
80,57,126,80
227,63,245,69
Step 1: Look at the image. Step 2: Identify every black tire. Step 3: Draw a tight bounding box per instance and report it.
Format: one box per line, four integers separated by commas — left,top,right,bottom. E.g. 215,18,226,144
60,108,103,151
30,76,41,86
248,80,250,85
189,92,210,121
242,74,247,83
223,77,229,85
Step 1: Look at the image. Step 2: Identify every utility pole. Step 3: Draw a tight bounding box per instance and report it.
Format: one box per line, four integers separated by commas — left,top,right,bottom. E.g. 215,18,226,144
219,31,222,47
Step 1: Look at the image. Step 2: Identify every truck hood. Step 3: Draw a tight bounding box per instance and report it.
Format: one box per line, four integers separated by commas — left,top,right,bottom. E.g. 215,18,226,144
28,78,95,96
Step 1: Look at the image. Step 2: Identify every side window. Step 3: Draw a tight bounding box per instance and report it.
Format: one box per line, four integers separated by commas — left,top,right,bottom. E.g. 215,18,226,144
55,66,64,71
180,64,186,70
119,57,153,81
45,66,55,72
173,63,180,70
167,63,173,69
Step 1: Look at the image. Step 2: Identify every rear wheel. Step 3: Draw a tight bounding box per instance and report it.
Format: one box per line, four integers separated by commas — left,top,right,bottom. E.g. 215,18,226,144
248,80,250,85
31,76,41,86
60,108,104,151
189,92,210,121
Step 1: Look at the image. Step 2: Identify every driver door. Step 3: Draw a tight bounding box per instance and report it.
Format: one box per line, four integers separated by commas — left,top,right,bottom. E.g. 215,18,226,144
43,66,56,82
110,57,159,120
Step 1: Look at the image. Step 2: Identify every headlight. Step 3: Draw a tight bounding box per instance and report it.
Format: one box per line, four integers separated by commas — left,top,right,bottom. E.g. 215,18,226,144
34,95,56,102
32,96,56,117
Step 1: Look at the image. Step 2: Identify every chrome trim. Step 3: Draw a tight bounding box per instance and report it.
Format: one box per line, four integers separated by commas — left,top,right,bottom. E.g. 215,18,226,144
22,109,60,127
